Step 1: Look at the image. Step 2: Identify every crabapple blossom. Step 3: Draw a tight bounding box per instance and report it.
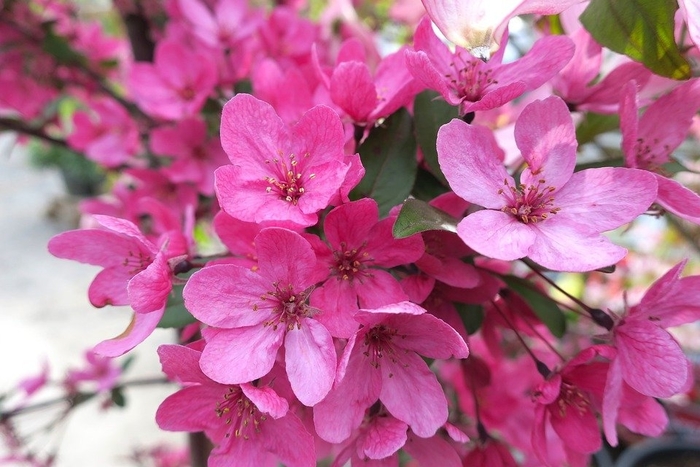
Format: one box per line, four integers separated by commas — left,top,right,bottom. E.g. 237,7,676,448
438,96,658,271
216,93,356,227
406,17,575,116
183,227,335,406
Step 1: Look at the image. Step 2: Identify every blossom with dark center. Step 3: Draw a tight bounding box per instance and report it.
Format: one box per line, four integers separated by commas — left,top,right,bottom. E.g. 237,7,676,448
155,344,315,467
313,301,468,443
438,96,658,272
183,227,335,406
307,198,425,338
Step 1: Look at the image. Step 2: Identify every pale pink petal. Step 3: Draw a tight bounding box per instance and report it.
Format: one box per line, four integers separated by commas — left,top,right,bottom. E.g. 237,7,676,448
48,229,150,267
616,320,689,397
617,387,668,437
514,96,576,189
438,119,511,209
93,308,164,357
456,210,536,261
619,81,639,167
554,168,657,232
637,260,687,310
528,221,627,272
655,175,700,224
284,318,337,406
379,350,447,437
199,325,285,384
183,263,272,328
679,0,700,48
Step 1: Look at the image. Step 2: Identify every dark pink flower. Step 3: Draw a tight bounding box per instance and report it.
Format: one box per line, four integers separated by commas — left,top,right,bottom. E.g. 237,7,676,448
438,96,658,271
308,198,425,338
156,344,315,467
183,227,335,406
128,40,217,120
313,302,468,443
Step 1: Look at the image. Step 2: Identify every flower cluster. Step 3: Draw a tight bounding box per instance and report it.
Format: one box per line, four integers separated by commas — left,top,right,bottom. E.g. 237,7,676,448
2,0,700,465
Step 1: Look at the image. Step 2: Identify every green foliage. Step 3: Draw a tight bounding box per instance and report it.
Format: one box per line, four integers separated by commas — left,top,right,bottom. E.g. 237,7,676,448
158,284,197,329
393,198,459,239
351,108,418,216
580,0,691,80
413,90,458,185
455,303,484,335
501,275,567,337
575,112,620,145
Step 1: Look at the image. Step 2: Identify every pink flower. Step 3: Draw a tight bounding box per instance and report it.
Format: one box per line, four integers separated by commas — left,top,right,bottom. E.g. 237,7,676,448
215,93,355,227
313,302,468,443
64,351,121,394
48,215,179,356
406,17,574,116
183,227,335,406
620,79,700,225
308,198,425,338
603,260,700,443
155,344,315,467
68,96,141,167
128,40,217,120
438,96,658,272
150,117,228,196
419,0,584,58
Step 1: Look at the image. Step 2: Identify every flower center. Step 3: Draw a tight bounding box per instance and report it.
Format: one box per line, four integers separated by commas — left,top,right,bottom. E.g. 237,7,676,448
122,250,153,275
447,53,497,102
554,382,590,418
215,387,267,440
264,153,314,205
362,325,400,368
499,178,560,224
332,241,371,281
634,137,670,173
261,282,314,331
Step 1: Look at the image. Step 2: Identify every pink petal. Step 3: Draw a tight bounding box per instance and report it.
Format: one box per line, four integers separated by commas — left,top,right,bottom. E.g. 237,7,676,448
324,198,378,250
93,308,164,357
554,168,658,232
260,413,316,467
88,267,131,307
549,397,601,454
183,263,271,328
617,387,668,437
311,279,361,339
240,383,289,419
384,313,469,359
128,252,172,313
437,119,511,209
514,96,576,189
403,431,462,467
360,416,408,459
356,270,410,309
255,227,322,288
615,320,689,397
365,217,425,267
156,385,222,432
157,344,212,385
313,342,382,443
330,61,377,123
199,325,285,384
456,210,536,261
527,221,627,272
602,356,623,446
655,175,700,224
284,318,337,406
379,350,448,437
619,81,639,167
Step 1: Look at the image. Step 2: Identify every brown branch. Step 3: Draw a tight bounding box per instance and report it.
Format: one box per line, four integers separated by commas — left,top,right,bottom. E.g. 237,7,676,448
0,117,69,148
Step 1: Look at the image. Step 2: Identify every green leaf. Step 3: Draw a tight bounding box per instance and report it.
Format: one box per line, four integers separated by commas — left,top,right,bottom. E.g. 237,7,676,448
580,0,691,80
157,284,196,328
501,275,566,337
575,112,620,144
662,157,700,175
351,108,418,216
393,198,459,238
41,26,86,66
455,303,484,335
411,167,450,202
413,90,459,185
574,157,624,171
110,387,126,408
